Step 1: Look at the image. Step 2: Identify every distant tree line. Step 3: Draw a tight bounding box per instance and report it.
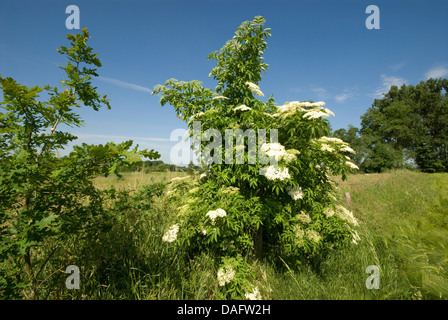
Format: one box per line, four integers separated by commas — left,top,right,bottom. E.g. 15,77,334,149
333,78,448,173
118,160,200,174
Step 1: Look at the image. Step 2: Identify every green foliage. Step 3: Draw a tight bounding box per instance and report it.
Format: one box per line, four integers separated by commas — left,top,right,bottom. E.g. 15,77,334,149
153,16,359,298
0,28,159,299
359,78,448,173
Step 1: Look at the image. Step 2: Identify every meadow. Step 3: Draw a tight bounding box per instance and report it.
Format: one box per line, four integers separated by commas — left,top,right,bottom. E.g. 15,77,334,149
34,169,445,300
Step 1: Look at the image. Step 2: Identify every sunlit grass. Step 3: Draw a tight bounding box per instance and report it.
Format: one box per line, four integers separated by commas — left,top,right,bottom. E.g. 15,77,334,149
92,171,187,191
29,169,448,300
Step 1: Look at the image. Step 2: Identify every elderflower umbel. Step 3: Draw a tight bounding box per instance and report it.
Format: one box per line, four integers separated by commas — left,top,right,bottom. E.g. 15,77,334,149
320,143,335,153
245,81,264,96
162,224,179,243
189,111,205,120
324,108,335,117
212,95,228,100
336,205,359,226
293,225,305,240
352,230,361,245
217,265,235,286
280,152,297,163
234,104,252,112
221,186,240,194
261,143,286,160
323,207,336,218
276,101,306,118
263,166,291,181
245,287,262,300
206,208,227,224
286,185,304,201
297,212,312,224
303,110,330,120
345,161,359,170
305,229,322,243
340,146,356,154
318,136,346,145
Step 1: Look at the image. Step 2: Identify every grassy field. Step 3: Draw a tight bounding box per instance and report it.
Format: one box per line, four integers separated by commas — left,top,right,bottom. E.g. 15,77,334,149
92,171,188,191
75,171,448,300
32,169,448,300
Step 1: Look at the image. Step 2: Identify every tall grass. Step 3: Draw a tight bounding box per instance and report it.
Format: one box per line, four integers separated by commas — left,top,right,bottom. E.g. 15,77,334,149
27,170,448,300
92,171,187,192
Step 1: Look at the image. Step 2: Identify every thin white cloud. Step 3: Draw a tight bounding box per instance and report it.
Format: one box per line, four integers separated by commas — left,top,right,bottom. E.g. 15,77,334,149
425,65,448,80
334,87,358,103
390,61,406,71
372,74,407,98
98,76,151,93
334,92,353,103
309,87,329,100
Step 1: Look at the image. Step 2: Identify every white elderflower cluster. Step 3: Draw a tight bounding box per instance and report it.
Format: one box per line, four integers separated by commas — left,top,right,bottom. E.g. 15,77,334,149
301,103,335,120
261,143,298,163
307,101,326,107
280,152,297,163
286,149,301,160
340,146,356,154
314,136,356,156
293,225,305,240
336,205,359,226
286,185,304,201
189,111,205,121
345,161,359,170
318,136,346,145
280,101,326,110
245,287,262,300
324,108,335,117
323,207,336,218
221,186,240,194
352,230,361,245
275,101,333,120
245,81,264,96
305,229,322,243
320,143,335,153
303,110,330,120
233,104,252,112
297,212,312,224
217,265,235,286
206,208,227,224
277,101,307,114
212,95,228,100
263,166,291,181
260,143,286,161
162,224,179,243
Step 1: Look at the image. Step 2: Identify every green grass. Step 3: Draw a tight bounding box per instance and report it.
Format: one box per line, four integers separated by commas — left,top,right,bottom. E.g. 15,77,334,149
92,170,188,191
332,170,448,299
13,170,448,300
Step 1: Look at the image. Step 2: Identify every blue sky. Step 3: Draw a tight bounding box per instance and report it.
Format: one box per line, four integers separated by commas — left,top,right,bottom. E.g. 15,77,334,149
1,0,447,164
